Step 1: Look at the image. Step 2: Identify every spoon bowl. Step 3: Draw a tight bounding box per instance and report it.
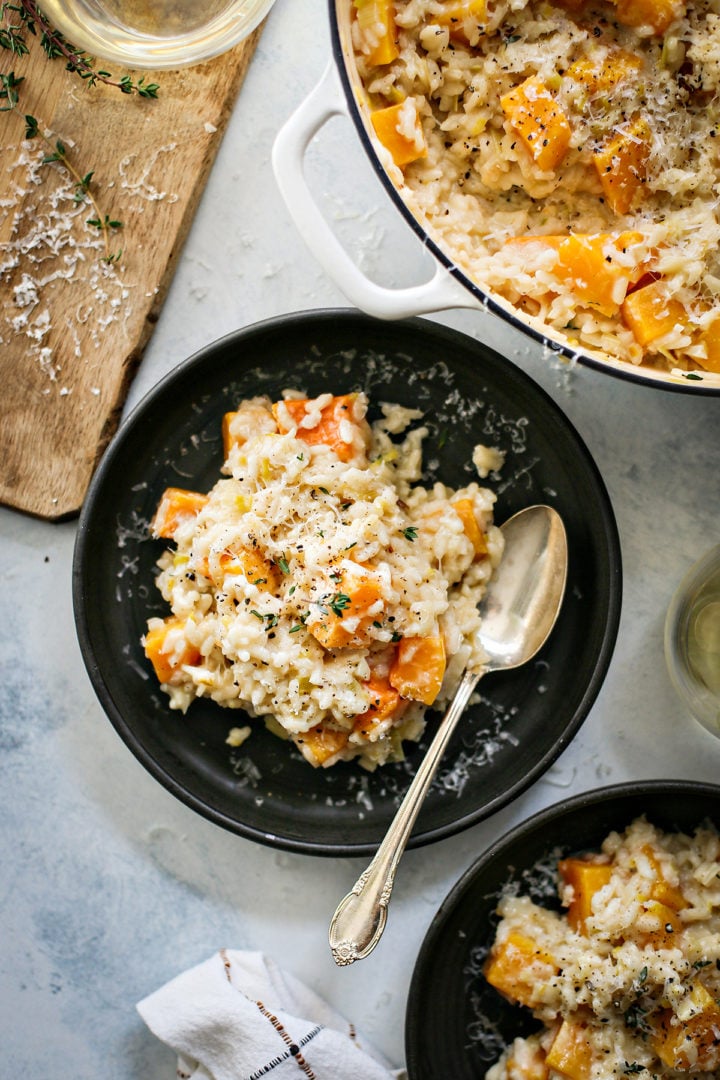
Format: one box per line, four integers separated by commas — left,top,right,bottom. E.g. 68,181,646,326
479,504,568,673
329,504,568,966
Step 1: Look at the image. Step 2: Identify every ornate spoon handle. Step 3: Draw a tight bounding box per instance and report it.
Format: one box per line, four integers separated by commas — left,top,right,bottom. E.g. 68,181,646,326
328,667,481,966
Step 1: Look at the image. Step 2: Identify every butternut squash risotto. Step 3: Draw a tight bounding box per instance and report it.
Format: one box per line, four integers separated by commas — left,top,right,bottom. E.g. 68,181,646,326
352,0,720,378
485,817,720,1078
143,390,504,769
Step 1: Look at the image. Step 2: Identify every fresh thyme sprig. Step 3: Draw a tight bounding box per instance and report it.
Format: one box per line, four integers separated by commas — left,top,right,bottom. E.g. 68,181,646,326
1,71,123,262
328,593,351,617
1,2,160,264
0,5,28,54
0,65,18,102
0,2,159,97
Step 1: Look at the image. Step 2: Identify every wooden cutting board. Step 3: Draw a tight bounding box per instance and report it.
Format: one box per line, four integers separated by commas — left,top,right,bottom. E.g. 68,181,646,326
0,24,265,521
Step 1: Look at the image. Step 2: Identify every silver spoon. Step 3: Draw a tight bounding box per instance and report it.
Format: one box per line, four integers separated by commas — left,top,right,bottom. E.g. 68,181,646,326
328,504,568,967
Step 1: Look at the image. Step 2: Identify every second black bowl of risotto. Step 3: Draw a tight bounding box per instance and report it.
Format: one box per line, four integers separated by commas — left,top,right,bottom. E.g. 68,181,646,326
73,310,621,855
405,780,720,1079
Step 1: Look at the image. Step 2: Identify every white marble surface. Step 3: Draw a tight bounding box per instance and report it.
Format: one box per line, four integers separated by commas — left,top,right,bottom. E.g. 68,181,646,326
2,1,719,1075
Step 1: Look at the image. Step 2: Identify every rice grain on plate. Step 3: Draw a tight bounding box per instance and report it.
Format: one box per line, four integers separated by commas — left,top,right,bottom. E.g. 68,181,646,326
352,0,720,380
143,390,504,769
484,816,720,1078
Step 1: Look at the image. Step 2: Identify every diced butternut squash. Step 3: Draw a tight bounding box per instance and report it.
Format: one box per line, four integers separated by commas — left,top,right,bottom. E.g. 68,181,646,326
308,567,385,649
621,280,689,346
144,616,202,684
651,880,687,911
593,116,651,215
566,49,643,96
484,931,558,1008
222,411,241,458
554,232,645,315
219,546,282,591
614,0,686,36
501,76,571,172
389,633,446,706
638,843,687,911
221,411,250,459
272,394,370,462
622,285,720,368
193,544,280,590
697,315,720,374
558,858,613,932
433,0,486,44
452,498,488,559
545,1019,594,1080
370,101,428,167
353,675,407,739
506,231,646,316
295,723,349,767
353,0,399,66
151,488,209,540
633,899,683,948
652,981,720,1072
222,401,278,458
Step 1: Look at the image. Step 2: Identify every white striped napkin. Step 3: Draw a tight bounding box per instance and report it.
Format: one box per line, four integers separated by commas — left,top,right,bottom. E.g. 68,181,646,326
137,950,407,1080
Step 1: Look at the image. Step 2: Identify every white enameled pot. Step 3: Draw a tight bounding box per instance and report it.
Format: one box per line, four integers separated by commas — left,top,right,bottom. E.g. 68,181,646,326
272,1,720,395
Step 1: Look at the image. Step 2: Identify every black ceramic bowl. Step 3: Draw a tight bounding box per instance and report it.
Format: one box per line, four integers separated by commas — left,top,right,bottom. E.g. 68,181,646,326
405,779,720,1080
73,310,621,855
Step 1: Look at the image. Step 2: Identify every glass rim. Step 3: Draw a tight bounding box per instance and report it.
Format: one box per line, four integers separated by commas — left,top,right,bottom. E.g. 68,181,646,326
664,542,720,736
40,0,276,70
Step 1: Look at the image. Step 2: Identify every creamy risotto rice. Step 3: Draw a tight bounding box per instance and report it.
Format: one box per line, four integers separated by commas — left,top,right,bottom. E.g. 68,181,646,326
143,390,504,769
485,816,720,1078
352,0,720,377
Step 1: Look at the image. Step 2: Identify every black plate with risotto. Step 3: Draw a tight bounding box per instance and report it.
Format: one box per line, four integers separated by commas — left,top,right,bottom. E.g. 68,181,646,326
404,780,720,1079
73,310,621,855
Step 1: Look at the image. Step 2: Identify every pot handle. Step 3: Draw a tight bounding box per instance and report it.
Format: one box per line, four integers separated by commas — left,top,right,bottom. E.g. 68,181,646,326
272,62,478,320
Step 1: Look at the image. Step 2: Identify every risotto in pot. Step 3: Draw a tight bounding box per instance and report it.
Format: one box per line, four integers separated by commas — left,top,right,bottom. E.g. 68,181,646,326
352,0,720,378
143,390,504,770
485,817,720,1078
